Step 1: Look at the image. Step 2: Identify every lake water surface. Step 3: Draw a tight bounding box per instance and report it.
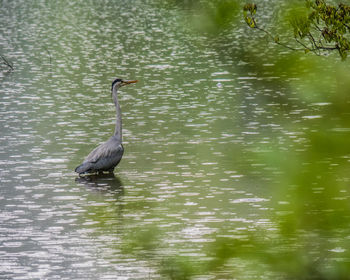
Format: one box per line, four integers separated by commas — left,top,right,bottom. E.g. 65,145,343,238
1,0,349,279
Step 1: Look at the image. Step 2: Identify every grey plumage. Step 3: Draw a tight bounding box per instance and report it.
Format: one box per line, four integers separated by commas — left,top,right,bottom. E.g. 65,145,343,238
75,78,137,175
75,137,124,174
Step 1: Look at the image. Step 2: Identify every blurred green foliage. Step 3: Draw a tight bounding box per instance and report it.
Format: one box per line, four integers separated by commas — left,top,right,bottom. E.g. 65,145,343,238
86,1,350,279
157,1,350,279
159,0,241,33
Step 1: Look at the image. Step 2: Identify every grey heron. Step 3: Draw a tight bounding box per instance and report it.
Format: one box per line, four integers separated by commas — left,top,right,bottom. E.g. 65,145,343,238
75,78,138,175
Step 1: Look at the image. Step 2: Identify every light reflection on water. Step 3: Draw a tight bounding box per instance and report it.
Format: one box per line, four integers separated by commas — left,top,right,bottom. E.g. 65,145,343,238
0,0,345,279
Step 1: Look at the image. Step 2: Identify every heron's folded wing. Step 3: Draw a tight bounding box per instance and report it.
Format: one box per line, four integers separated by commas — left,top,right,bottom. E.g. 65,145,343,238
84,140,122,163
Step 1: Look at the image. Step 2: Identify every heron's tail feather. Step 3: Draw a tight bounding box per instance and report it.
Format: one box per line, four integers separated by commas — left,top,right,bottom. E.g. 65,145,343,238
75,162,91,174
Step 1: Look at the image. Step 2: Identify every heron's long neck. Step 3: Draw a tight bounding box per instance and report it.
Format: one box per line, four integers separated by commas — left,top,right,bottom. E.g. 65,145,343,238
112,87,122,142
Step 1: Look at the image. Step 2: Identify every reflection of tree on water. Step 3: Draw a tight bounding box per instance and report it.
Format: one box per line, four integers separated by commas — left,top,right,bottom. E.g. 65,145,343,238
75,173,124,195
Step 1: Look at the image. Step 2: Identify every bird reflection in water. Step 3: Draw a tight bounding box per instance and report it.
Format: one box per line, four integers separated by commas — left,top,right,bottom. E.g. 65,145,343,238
75,173,123,194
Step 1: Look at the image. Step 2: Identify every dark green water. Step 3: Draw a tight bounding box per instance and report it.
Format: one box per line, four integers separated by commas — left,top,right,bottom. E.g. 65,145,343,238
1,0,349,279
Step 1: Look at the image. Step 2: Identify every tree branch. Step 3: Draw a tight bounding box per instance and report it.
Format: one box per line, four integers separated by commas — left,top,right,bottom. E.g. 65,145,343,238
243,1,350,60
1,55,13,71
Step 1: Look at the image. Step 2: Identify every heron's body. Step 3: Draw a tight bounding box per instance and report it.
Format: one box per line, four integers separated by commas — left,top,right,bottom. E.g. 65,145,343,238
75,137,124,174
75,78,137,175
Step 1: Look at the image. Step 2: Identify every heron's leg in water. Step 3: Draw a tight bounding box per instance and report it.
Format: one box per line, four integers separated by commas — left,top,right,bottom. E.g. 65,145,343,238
78,171,88,177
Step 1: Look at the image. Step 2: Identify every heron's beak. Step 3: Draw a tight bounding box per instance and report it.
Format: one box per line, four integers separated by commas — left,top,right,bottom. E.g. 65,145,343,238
122,80,138,86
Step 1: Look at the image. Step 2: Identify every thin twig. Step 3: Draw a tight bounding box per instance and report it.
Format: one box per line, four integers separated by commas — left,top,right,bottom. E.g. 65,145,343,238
253,24,302,51
307,33,321,55
249,16,339,55
1,55,13,71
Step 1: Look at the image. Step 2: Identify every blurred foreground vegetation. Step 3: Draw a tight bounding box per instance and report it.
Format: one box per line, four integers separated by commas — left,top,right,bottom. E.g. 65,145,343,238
130,0,350,279
74,1,349,279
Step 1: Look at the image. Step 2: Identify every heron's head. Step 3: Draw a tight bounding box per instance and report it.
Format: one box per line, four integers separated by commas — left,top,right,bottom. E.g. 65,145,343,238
111,78,138,91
